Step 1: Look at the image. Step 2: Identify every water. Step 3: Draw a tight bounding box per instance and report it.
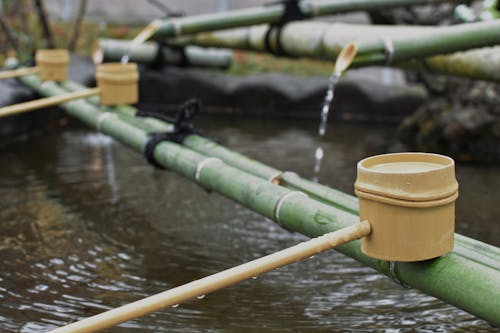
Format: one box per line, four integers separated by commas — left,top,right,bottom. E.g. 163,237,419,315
318,70,342,138
0,118,499,332
313,70,342,179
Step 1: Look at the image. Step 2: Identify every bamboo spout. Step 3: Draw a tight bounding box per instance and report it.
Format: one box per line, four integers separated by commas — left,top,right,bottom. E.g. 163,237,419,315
0,88,100,118
47,221,371,333
334,43,358,74
0,67,40,80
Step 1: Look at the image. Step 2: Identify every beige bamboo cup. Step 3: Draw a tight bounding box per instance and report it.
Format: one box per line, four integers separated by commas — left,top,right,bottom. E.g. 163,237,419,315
0,63,139,118
355,152,458,262
95,63,139,105
35,49,69,81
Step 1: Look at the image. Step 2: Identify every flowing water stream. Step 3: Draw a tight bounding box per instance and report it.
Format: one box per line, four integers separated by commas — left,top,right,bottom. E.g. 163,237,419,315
313,69,342,180
0,117,498,332
120,21,161,65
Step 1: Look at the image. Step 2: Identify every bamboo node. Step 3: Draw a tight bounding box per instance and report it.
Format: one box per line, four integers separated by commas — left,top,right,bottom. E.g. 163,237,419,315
274,191,308,224
195,157,222,182
96,112,115,132
388,261,409,288
382,38,395,65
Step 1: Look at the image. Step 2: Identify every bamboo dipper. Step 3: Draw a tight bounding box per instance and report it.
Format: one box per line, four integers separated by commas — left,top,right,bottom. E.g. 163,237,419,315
0,49,69,81
0,62,138,118
46,152,458,333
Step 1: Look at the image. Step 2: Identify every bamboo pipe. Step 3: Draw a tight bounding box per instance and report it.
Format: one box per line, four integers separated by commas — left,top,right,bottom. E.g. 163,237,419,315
0,66,39,80
173,20,500,82
47,221,371,333
147,0,455,40
0,88,100,118
93,38,233,69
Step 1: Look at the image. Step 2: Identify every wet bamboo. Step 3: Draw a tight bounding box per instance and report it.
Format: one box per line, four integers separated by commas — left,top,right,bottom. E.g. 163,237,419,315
148,0,455,40
13,74,500,325
0,87,99,118
94,38,233,69
49,222,371,333
174,20,500,82
0,67,39,80
61,79,500,267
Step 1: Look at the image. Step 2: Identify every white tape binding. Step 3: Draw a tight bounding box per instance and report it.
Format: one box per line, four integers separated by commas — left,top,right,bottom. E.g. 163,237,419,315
171,19,182,36
195,157,221,182
274,191,308,224
96,112,114,132
383,38,395,65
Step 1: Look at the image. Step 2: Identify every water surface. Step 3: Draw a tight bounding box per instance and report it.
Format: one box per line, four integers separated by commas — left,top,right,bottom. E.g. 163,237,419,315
0,117,498,332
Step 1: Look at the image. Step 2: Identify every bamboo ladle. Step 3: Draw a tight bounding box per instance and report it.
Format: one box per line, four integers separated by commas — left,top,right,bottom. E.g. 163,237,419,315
47,221,372,333
0,62,138,118
0,49,69,81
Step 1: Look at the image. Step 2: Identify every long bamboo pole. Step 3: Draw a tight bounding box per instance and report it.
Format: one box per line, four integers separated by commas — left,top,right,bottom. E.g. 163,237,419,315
0,66,39,80
48,221,371,333
148,0,456,40
0,87,99,118
11,72,500,325
60,79,500,269
173,20,500,82
93,38,233,69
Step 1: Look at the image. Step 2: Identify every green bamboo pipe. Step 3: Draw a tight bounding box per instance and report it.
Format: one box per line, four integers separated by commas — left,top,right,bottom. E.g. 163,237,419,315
93,38,233,69
174,20,500,82
148,0,456,39
61,79,500,270
12,73,500,325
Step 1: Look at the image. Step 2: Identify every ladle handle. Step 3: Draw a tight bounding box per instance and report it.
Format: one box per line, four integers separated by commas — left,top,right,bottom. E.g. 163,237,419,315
0,87,100,118
0,67,39,80
47,221,371,333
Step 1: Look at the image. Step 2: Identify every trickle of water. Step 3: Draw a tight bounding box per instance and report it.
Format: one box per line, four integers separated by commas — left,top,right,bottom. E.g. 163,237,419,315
120,54,130,65
196,295,206,300
318,70,342,137
172,304,179,308
313,146,324,175
120,20,161,64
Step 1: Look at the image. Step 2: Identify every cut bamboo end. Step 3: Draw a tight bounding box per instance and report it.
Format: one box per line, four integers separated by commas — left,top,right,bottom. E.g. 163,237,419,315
92,42,104,64
334,43,358,74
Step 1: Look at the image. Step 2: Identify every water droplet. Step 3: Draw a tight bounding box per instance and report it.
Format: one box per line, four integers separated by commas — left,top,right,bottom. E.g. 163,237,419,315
120,54,130,64
252,276,258,280
197,295,206,299
172,304,179,308
309,255,315,259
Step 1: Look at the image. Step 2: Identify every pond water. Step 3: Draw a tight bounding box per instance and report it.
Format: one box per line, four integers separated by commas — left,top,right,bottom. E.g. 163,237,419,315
0,116,498,332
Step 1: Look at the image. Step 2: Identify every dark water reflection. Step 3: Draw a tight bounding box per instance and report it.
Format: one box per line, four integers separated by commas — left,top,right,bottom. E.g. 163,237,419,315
0,117,498,332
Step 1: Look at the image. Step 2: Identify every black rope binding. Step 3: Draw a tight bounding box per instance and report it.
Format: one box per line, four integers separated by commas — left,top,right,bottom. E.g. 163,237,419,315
264,0,306,56
138,98,203,169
